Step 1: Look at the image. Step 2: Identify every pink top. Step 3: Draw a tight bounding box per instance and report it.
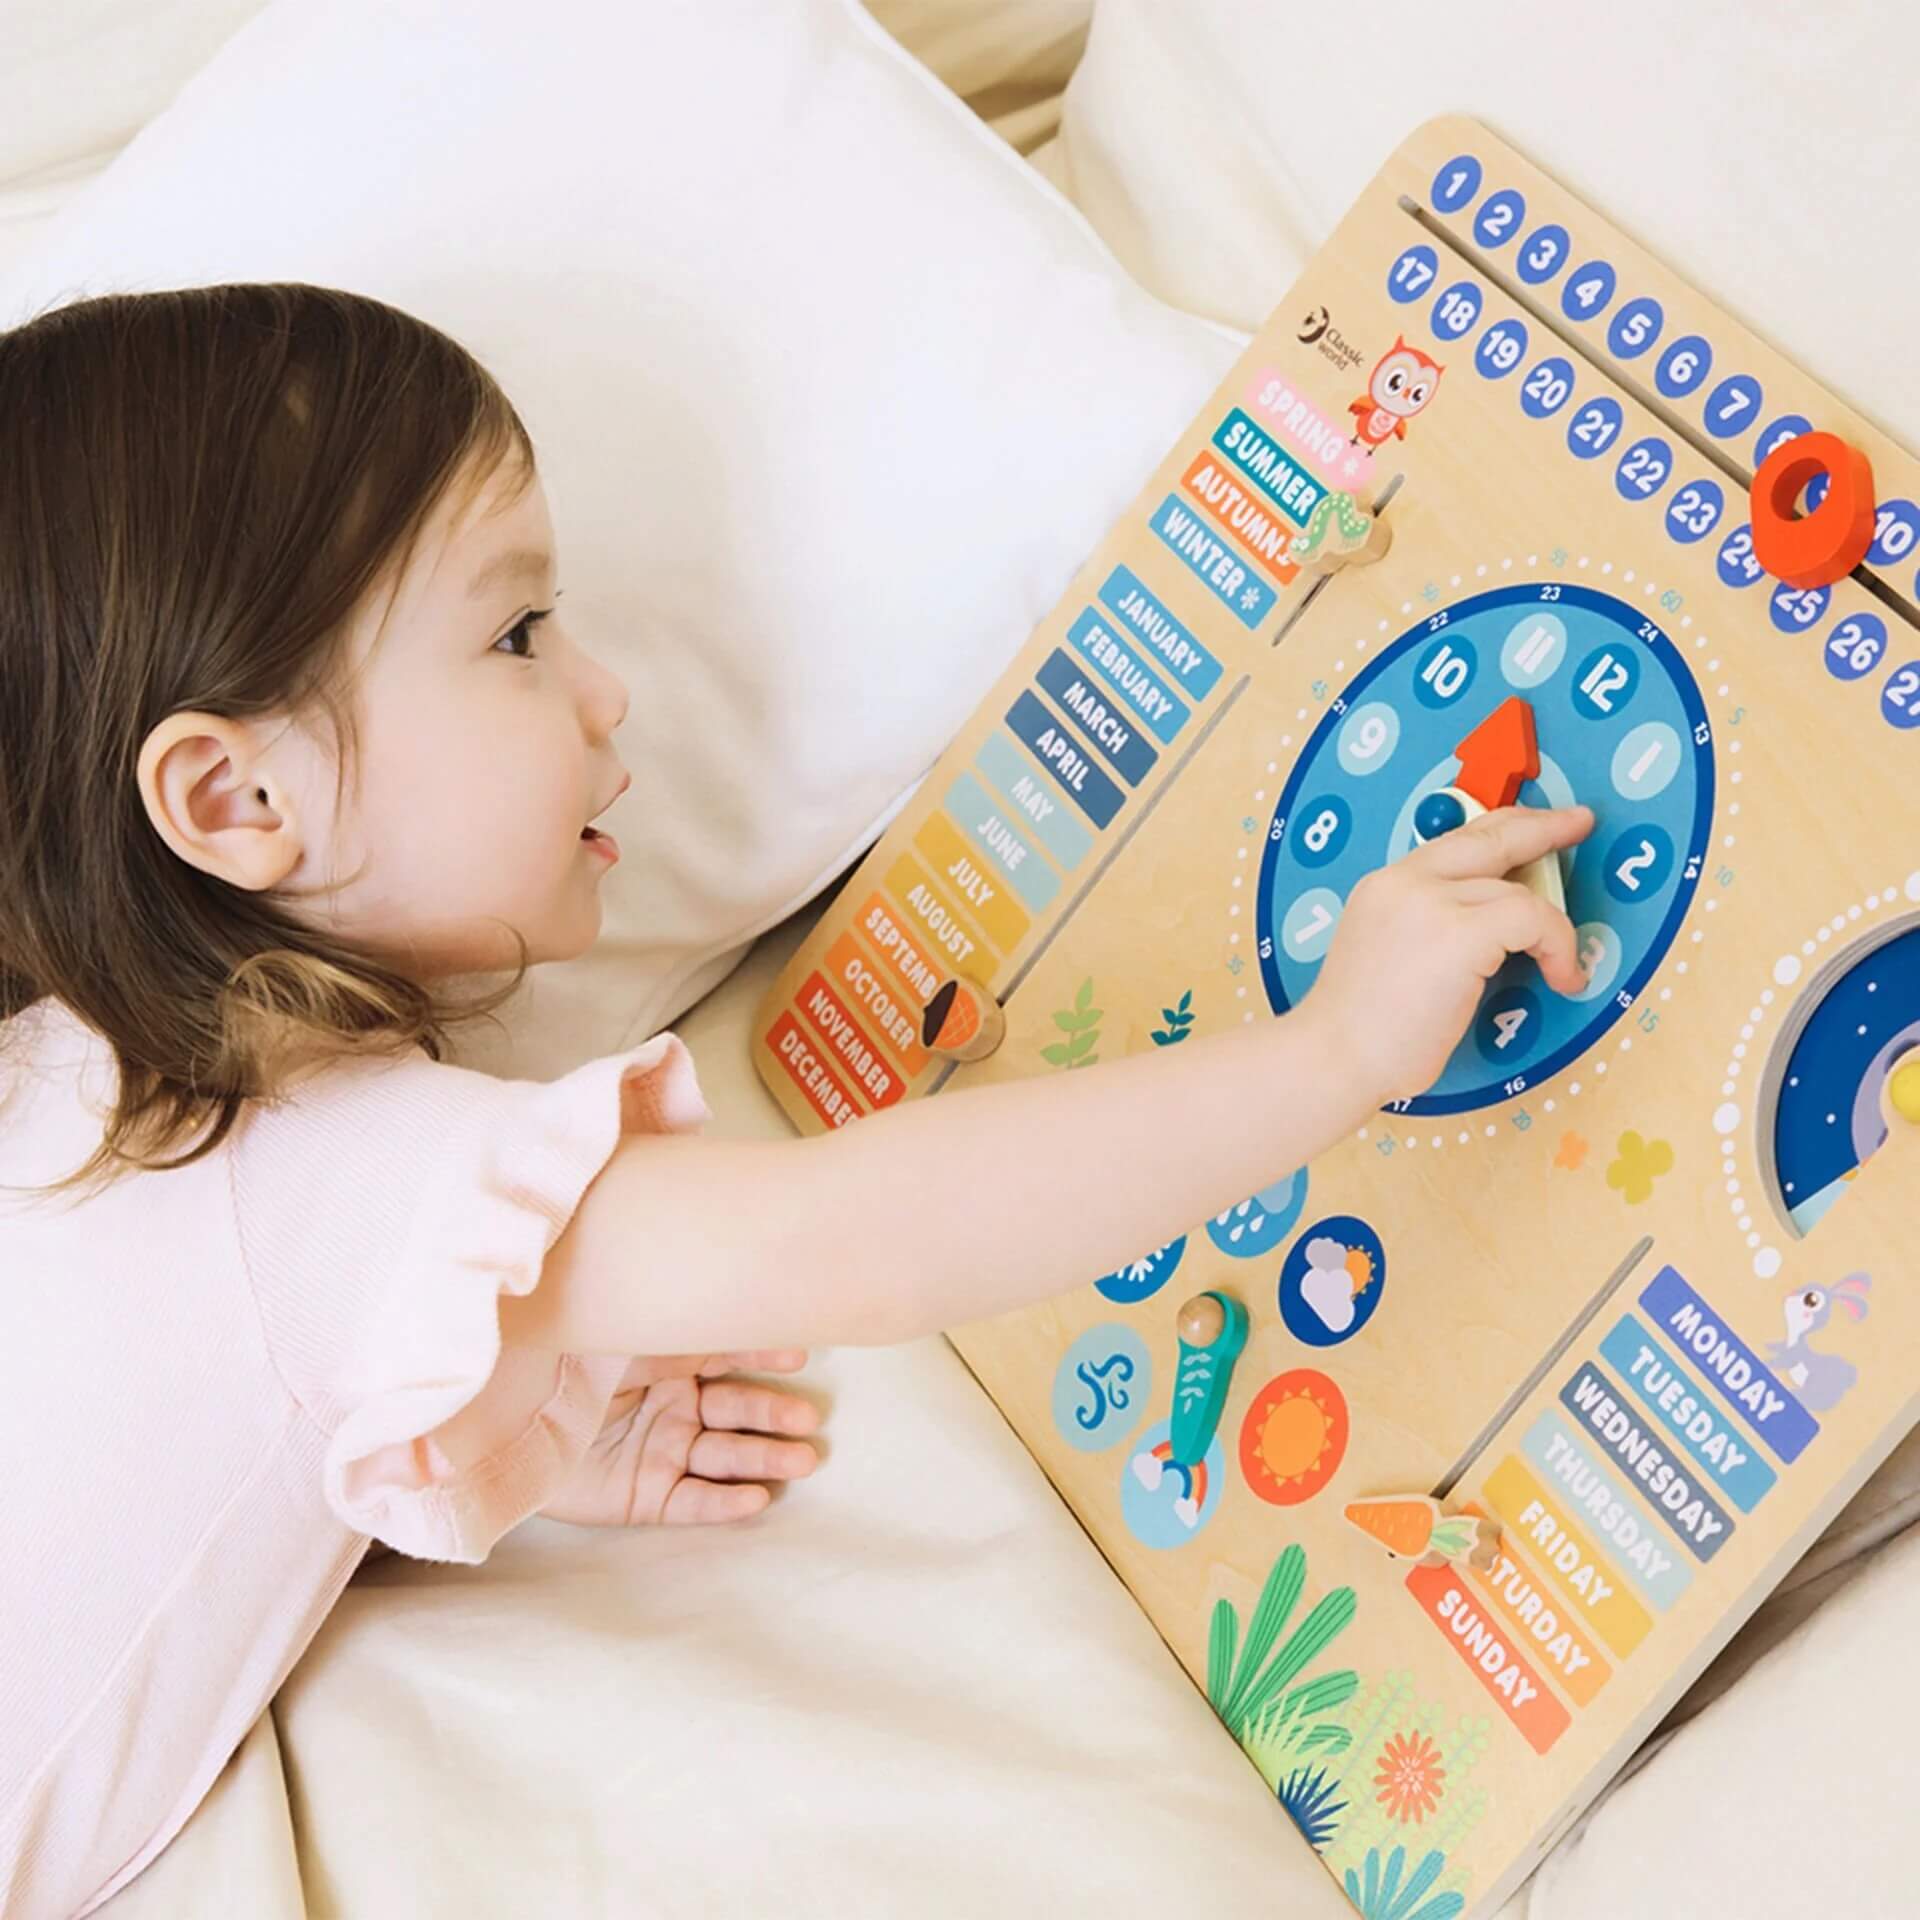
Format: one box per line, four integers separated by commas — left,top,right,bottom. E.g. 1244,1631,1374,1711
0,997,710,1920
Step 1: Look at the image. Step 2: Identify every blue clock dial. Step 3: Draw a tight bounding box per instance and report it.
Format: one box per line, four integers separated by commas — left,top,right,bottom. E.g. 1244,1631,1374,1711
1768,922,1920,1235
1256,584,1715,1115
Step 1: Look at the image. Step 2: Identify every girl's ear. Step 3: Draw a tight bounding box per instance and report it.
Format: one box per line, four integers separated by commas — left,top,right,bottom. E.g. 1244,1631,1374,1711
136,710,304,892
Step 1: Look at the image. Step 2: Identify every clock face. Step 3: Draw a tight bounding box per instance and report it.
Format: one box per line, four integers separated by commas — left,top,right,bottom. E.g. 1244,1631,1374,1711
1256,583,1716,1115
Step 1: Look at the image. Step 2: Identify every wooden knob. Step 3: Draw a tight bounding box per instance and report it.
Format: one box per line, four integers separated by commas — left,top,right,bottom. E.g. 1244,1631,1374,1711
1178,1292,1227,1345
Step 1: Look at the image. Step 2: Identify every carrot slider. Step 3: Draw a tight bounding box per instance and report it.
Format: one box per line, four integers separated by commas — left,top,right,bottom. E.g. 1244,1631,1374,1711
1344,1494,1500,1570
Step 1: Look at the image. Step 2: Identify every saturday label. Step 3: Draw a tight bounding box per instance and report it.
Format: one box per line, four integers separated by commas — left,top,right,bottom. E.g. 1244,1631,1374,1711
1464,1507,1612,1707
944,769,1060,913
1559,1363,1733,1562
1065,608,1190,744
1481,1454,1654,1658
1097,565,1221,697
1598,1314,1777,1512
1405,1561,1571,1754
912,809,1031,954
1638,1266,1818,1463
973,731,1092,870
1149,495,1277,628
1520,1410,1691,1610
1034,648,1161,787
1005,689,1125,827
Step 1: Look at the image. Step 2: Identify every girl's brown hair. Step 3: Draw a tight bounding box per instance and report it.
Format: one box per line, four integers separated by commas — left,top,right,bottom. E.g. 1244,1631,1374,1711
0,281,536,1195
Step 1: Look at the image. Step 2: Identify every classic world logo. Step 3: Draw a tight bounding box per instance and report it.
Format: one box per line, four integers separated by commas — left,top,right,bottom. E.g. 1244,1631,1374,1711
1296,305,1365,373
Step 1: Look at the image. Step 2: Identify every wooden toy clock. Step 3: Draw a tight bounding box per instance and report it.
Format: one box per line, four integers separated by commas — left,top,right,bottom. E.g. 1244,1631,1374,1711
751,117,1920,1917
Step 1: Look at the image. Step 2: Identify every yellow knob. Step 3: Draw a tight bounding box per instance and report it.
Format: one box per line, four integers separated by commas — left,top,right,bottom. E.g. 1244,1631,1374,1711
1891,1058,1920,1126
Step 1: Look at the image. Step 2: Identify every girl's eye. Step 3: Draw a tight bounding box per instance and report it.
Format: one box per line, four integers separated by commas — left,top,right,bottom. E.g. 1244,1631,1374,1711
494,607,555,659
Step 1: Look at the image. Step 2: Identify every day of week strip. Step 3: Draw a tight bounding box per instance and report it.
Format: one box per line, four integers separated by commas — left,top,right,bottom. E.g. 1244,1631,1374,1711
1559,1363,1733,1562
1481,1454,1653,1658
1520,1409,1691,1610
1597,1313,1776,1512
1638,1266,1818,1463
1463,1506,1612,1708
1404,1561,1571,1754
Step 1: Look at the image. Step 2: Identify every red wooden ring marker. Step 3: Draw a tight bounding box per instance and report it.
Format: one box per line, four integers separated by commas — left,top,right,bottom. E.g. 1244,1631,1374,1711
1748,430,1876,589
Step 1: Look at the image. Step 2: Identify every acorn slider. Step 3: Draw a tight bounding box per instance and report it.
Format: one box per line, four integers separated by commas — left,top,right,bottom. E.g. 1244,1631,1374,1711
922,976,1007,1061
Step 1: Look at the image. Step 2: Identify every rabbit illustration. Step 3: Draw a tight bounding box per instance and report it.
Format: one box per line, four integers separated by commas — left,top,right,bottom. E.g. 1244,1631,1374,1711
1766,1273,1871,1412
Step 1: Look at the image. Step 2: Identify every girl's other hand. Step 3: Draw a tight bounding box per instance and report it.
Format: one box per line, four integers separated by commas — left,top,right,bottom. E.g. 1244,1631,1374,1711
537,1350,820,1528
1300,803,1595,1110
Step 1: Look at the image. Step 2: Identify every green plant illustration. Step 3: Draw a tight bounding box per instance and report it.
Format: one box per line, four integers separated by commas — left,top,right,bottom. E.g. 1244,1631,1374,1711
1150,988,1196,1046
1206,1544,1360,1814
1040,977,1101,1068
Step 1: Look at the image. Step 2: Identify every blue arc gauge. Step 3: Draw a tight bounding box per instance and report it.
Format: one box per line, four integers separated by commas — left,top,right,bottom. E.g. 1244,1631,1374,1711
1767,920,1920,1235
1256,584,1715,1115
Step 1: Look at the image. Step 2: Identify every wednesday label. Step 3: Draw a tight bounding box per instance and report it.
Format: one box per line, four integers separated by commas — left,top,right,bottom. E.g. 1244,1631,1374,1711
1559,1363,1733,1561
1638,1266,1818,1463
1598,1314,1777,1512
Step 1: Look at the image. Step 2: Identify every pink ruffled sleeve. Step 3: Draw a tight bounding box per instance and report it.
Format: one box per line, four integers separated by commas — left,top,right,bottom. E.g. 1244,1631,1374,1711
233,1033,711,1564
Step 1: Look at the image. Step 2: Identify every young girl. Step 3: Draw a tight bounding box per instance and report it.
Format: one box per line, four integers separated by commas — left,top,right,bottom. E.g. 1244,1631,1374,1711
0,283,1591,1919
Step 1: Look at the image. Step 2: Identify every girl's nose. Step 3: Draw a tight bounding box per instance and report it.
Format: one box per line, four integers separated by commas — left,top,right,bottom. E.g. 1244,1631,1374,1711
579,646,629,739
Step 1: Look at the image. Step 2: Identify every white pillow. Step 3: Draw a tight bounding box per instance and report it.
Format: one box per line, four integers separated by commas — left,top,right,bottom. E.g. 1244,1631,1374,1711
0,0,1237,1078
1043,0,1917,449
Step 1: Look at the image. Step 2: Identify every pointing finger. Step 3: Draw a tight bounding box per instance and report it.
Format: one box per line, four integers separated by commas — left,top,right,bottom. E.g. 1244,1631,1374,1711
1420,804,1594,882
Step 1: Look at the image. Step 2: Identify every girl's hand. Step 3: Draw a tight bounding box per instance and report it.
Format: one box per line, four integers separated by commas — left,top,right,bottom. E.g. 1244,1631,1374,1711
1300,803,1595,1109
537,1350,820,1528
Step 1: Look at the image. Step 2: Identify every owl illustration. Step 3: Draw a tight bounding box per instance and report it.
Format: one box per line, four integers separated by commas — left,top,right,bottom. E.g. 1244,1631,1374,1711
1348,338,1444,450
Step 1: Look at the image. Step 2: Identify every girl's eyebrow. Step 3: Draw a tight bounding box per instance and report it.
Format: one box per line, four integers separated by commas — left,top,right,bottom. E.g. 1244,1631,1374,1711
466,548,554,599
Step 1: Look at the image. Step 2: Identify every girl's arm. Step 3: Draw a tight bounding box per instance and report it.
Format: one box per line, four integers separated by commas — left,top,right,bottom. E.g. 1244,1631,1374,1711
503,805,1592,1356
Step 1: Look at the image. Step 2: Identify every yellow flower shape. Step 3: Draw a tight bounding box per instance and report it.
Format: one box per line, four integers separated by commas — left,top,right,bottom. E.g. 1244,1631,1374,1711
1606,1130,1674,1205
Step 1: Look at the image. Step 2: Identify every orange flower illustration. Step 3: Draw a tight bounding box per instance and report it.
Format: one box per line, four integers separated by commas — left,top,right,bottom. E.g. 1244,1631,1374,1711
1373,1731,1446,1824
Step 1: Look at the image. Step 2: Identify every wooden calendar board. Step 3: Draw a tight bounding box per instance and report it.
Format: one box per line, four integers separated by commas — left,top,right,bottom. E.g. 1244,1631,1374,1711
751,117,1920,1916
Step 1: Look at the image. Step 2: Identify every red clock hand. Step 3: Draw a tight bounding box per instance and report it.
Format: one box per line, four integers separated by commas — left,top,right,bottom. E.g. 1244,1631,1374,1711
1452,695,1540,811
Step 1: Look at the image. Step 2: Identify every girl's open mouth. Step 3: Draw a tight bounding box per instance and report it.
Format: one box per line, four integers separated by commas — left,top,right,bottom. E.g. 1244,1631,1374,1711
580,826,619,864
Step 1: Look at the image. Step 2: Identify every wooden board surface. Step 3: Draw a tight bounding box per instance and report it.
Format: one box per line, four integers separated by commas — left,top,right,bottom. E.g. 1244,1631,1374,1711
751,116,1920,1916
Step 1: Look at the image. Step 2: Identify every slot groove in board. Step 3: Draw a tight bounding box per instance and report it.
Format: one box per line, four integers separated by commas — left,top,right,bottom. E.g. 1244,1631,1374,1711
1399,195,1920,637
1430,1233,1656,1500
